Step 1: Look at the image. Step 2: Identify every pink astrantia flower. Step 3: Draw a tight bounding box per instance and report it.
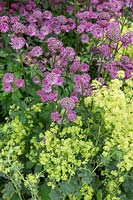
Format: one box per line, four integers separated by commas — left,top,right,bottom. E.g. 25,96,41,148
3,73,14,83
51,111,62,123
29,46,43,57
80,34,89,43
11,22,25,34
106,21,121,43
67,110,76,122
0,22,9,33
15,79,24,88
2,83,12,92
60,97,75,110
10,36,26,50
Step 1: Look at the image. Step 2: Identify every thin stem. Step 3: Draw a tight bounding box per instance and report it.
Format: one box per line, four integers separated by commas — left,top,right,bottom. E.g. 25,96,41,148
11,179,23,200
17,51,30,104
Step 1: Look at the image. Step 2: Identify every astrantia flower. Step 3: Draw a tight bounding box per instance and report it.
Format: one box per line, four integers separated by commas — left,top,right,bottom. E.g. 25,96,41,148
98,11,111,20
60,97,75,110
60,47,75,62
90,24,104,38
0,22,9,33
43,10,52,19
70,61,80,72
79,63,89,72
29,46,43,57
10,36,26,50
2,83,12,92
38,25,51,39
3,73,14,83
51,112,62,123
121,31,133,47
32,10,43,21
120,56,130,64
45,72,63,86
98,44,110,58
106,22,121,43
11,22,25,34
15,79,24,88
46,37,63,53
0,16,9,23
10,16,19,24
67,110,76,121
80,34,89,44
25,24,38,37
66,6,73,14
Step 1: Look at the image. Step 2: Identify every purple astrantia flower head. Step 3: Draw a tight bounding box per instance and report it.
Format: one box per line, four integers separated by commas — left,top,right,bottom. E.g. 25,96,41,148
66,6,73,14
10,36,26,50
15,79,24,88
43,10,52,19
3,73,14,83
81,74,91,83
98,44,110,58
106,21,121,43
51,111,62,123
10,16,19,24
2,83,12,92
97,19,109,28
45,72,63,86
121,31,133,48
0,16,9,23
67,110,76,121
32,10,43,21
120,56,130,64
79,63,90,73
25,24,38,37
29,46,43,57
11,22,25,34
97,11,111,20
60,97,75,110
10,2,18,10
80,34,89,44
60,47,75,62
46,37,63,53
42,82,52,93
38,25,51,40
77,24,86,33
56,15,67,24
0,22,9,33
70,60,81,72
47,90,58,102
90,24,104,38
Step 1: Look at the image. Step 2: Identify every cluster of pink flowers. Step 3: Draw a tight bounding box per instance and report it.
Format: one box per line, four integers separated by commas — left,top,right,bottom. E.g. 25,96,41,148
0,0,133,123
2,73,24,92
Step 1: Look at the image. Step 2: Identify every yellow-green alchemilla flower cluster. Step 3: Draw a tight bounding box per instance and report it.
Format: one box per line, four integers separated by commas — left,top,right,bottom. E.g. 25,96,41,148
1,115,29,159
39,118,96,184
84,77,133,198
